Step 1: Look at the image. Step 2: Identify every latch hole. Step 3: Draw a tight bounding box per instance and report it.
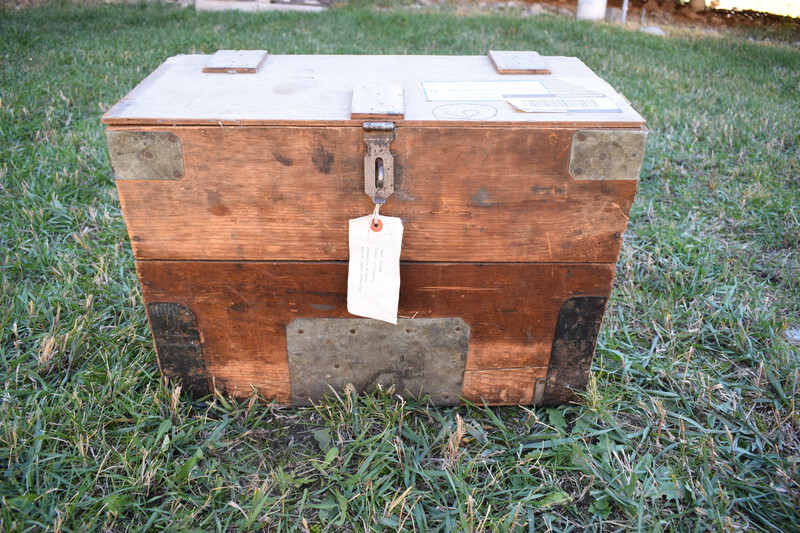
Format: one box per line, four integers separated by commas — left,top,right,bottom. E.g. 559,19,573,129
375,158,384,189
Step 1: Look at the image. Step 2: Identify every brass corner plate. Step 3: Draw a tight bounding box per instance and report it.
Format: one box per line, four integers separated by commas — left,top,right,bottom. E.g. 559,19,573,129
106,131,185,181
569,129,647,180
287,318,469,406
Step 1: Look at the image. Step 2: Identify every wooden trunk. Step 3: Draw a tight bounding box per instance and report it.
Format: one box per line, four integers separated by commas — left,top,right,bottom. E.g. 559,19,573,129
103,51,646,406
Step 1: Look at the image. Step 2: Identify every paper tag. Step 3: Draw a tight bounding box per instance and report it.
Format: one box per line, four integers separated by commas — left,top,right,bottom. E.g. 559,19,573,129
347,214,403,324
422,81,548,101
505,95,621,113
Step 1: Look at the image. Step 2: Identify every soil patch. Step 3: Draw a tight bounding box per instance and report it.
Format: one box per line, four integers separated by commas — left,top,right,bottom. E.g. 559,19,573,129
530,0,800,31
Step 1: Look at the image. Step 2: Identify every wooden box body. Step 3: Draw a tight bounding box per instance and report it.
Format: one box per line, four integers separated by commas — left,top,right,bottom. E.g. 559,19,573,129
103,52,646,406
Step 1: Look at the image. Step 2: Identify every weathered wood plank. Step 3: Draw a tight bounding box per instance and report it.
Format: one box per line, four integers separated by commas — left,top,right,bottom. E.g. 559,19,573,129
202,50,269,74
102,54,645,127
350,84,405,120
462,367,547,405
136,261,614,403
488,50,551,75
114,125,638,263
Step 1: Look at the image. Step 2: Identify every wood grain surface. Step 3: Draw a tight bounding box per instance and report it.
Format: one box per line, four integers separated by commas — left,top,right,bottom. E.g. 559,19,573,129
137,261,615,403
202,50,268,73
114,125,639,263
488,50,552,75
462,368,548,405
102,54,645,127
350,83,405,120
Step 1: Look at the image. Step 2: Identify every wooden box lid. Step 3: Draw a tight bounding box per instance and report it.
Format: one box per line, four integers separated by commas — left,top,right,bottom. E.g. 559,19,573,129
102,53,645,128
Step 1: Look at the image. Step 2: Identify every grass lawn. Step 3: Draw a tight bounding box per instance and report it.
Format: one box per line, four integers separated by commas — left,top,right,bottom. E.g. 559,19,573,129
1,1,799,531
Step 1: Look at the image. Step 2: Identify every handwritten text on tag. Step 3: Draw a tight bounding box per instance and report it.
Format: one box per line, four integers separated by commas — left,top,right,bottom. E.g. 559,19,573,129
347,214,403,324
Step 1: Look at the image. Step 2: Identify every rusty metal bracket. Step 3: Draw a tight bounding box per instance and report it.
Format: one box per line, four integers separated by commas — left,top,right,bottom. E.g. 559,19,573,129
106,131,185,181
287,317,468,406
569,129,647,180
537,296,607,406
363,122,395,204
147,302,210,397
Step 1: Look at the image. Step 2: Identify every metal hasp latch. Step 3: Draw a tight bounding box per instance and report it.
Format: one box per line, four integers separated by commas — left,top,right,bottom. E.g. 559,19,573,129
363,122,395,203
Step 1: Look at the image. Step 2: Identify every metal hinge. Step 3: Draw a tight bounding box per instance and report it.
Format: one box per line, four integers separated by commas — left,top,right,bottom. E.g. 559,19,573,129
363,122,395,203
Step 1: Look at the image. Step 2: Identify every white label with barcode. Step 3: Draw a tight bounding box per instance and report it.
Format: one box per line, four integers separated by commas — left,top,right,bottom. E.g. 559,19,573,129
506,96,621,113
422,81,549,101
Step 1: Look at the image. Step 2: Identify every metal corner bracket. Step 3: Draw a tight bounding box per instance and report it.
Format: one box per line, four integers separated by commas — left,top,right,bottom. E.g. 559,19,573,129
106,131,185,181
146,302,211,397
537,296,608,406
569,129,647,181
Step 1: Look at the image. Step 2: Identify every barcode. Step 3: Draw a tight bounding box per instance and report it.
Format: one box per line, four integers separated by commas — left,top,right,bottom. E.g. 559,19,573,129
521,98,603,109
505,95,622,113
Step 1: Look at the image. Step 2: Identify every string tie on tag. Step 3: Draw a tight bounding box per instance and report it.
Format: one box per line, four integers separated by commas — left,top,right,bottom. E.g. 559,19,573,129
371,204,383,232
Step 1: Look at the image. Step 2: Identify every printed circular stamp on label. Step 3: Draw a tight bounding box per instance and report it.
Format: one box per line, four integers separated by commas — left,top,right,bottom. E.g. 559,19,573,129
432,104,498,121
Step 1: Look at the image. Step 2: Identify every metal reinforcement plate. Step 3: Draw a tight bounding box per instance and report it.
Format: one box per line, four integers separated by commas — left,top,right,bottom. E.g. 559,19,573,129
287,318,469,406
569,129,647,180
106,131,185,180
146,302,210,397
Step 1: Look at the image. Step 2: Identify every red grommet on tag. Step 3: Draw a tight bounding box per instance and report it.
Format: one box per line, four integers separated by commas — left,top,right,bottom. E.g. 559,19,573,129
370,219,383,232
